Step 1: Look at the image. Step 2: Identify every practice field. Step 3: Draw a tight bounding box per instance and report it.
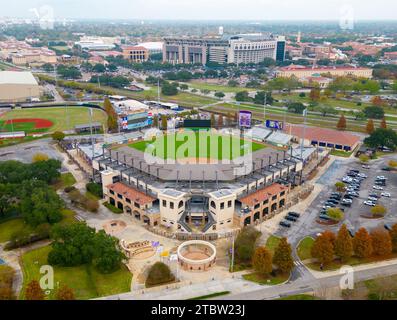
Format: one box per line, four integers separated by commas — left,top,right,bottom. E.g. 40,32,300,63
0,107,107,133
129,131,265,160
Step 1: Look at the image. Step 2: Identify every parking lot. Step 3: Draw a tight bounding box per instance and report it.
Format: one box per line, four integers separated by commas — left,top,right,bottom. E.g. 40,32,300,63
275,155,397,244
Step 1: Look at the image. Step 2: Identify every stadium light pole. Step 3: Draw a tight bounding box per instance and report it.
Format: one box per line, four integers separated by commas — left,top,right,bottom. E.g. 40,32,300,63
301,108,308,160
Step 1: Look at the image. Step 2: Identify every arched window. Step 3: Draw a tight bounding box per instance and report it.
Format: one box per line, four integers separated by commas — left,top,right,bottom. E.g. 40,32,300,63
178,200,184,208
210,201,216,209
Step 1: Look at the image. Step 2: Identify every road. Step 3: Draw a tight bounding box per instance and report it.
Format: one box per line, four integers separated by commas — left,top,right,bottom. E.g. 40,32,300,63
223,263,397,300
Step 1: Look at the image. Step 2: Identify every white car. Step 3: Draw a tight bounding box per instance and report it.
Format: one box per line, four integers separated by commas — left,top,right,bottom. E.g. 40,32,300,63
364,201,376,206
381,192,391,198
376,176,387,180
368,197,378,202
373,185,384,190
362,165,370,169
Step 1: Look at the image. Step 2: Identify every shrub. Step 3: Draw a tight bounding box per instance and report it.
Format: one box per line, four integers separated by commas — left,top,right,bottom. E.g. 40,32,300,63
86,182,103,198
145,262,175,288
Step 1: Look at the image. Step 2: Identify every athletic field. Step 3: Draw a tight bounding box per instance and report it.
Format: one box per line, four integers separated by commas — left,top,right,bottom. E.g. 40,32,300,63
0,107,107,133
129,131,265,160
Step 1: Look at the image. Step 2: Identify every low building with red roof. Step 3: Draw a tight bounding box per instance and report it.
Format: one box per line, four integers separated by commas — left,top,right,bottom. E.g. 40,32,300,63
284,124,360,152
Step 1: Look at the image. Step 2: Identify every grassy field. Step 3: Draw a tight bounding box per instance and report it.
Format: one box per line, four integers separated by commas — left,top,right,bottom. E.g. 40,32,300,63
129,131,265,160
0,219,34,244
297,237,315,261
265,235,281,255
187,81,254,93
243,272,289,285
0,209,76,244
53,173,77,190
0,107,107,133
20,245,132,300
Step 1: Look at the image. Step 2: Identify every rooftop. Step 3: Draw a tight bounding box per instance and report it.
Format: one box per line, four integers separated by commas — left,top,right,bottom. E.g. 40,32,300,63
278,64,371,72
239,183,288,207
107,182,155,206
0,71,38,85
284,124,360,147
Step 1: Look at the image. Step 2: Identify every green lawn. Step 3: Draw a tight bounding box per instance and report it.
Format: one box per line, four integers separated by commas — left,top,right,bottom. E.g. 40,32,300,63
20,245,132,300
129,131,265,160
187,81,254,93
297,237,314,261
0,107,107,133
330,149,354,158
277,294,318,300
243,272,289,285
53,173,77,190
265,235,281,255
0,219,34,244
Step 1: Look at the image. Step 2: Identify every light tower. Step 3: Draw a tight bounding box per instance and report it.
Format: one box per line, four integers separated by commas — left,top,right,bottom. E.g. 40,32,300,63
218,26,224,36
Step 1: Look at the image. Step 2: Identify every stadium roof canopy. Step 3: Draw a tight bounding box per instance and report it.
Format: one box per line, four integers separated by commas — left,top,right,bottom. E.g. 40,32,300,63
0,71,38,85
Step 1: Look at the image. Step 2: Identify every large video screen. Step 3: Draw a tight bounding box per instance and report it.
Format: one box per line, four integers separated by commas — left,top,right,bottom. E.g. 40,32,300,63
239,111,252,128
183,119,211,128
265,119,284,130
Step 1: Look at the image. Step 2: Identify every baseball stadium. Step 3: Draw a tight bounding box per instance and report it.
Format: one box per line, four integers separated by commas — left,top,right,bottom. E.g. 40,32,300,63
90,120,318,238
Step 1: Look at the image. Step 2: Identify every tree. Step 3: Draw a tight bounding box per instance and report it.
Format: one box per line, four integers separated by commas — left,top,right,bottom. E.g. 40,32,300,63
210,113,216,127
364,128,397,151
25,280,45,300
389,160,397,169
353,228,373,258
235,91,250,102
359,154,370,163
52,131,65,142
380,118,387,129
389,224,397,252
287,102,306,114
92,63,106,73
371,205,387,218
32,153,49,163
335,182,346,192
311,231,335,265
161,81,178,96
335,224,353,262
179,84,188,91
273,238,294,274
371,229,392,256
160,115,168,130
56,285,75,300
364,106,385,120
217,115,224,128
336,114,347,131
309,88,321,101
103,97,118,132
366,119,375,134
228,80,238,87
234,227,261,265
152,115,159,128
146,262,174,287
214,91,225,99
327,208,344,222
252,247,273,276
93,230,125,273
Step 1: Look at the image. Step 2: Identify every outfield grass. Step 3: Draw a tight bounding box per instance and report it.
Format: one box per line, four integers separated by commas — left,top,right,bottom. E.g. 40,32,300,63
20,245,132,300
297,237,314,261
0,107,107,133
129,131,265,160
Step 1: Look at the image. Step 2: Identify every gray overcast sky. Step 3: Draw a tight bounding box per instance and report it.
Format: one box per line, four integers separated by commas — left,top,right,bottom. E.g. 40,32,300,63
3,0,397,20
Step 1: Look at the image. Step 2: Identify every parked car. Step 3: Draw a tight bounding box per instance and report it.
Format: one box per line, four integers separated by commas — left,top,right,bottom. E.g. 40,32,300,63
368,197,378,202
373,185,384,190
364,201,376,206
362,165,370,169
384,224,392,231
288,212,301,218
319,214,332,221
280,221,291,228
285,216,298,222
381,192,391,198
